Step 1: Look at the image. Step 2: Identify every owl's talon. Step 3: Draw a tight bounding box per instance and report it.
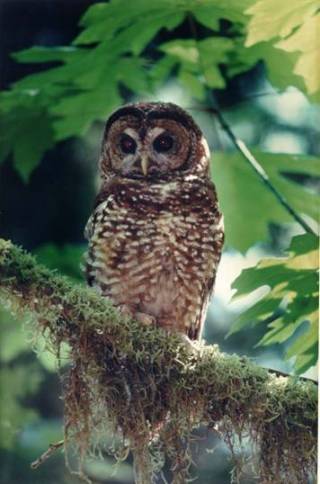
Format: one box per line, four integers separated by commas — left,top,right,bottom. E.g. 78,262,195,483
118,304,134,317
117,305,155,326
135,312,156,326
177,333,198,354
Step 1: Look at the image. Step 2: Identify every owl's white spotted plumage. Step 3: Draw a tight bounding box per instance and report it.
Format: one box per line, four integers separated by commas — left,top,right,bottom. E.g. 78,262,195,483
85,102,224,340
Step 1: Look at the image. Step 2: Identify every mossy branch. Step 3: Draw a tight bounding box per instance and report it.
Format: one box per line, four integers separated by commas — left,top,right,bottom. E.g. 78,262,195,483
0,239,317,483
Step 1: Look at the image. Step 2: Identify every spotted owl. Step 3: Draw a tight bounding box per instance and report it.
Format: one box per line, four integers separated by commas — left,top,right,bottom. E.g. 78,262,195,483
85,102,224,340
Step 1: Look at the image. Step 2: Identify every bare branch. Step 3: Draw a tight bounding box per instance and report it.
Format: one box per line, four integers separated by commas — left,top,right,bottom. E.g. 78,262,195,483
31,440,64,469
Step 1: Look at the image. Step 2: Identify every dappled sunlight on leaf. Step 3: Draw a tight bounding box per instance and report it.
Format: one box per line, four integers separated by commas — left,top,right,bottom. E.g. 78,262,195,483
276,14,320,95
245,0,319,96
230,233,319,374
245,0,318,45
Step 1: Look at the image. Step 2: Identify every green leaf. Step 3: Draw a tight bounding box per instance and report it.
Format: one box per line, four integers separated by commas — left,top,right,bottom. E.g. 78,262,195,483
13,112,54,182
293,343,318,373
117,57,150,93
12,46,82,64
179,69,206,100
0,101,55,182
212,150,320,251
227,40,306,93
192,0,254,30
128,13,185,56
161,39,199,65
149,55,177,88
3,1,184,172
245,0,318,45
285,312,318,358
74,0,184,52
244,0,319,95
76,0,254,49
51,84,121,139
228,297,283,335
198,37,234,88
230,233,319,374
159,37,233,94
276,14,320,95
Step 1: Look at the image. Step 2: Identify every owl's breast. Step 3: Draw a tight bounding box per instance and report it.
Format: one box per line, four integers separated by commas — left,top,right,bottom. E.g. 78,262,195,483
86,178,224,330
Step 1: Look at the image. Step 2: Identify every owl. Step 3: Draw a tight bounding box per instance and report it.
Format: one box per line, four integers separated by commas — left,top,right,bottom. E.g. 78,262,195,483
85,102,224,340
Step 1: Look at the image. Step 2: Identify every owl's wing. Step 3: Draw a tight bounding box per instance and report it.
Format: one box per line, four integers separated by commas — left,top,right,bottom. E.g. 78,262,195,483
84,184,114,287
84,184,112,240
194,275,216,341
84,214,94,240
189,207,224,341
189,273,218,341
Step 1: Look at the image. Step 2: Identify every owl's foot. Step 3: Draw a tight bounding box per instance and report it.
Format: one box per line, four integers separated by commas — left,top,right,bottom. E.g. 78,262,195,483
117,304,156,326
135,312,156,326
176,332,199,355
117,304,133,318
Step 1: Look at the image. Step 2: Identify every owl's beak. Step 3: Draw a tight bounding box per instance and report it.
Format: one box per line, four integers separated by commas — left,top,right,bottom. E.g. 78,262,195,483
140,155,149,176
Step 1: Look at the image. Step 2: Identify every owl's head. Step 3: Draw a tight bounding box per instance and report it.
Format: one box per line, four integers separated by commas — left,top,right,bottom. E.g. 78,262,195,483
100,102,210,180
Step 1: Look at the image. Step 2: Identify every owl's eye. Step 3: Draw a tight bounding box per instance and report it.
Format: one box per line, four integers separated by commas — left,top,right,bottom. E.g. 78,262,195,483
120,134,137,154
153,134,174,153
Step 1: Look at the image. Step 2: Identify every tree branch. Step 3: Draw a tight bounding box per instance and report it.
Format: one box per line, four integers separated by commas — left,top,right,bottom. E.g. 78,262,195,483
0,239,317,483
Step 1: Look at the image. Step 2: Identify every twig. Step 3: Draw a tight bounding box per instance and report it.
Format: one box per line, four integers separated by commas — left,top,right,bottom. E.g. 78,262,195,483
31,440,64,469
208,102,317,236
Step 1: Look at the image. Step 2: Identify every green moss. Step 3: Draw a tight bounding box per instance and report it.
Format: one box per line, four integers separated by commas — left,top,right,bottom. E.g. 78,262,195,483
0,239,317,483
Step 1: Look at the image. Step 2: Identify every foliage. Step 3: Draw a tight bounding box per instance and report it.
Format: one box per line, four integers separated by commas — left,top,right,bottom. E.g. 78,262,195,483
230,233,319,373
245,0,320,96
159,37,234,96
1,0,319,180
212,151,319,250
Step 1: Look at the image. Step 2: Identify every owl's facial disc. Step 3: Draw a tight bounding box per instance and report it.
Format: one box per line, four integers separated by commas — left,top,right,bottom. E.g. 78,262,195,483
105,116,193,179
